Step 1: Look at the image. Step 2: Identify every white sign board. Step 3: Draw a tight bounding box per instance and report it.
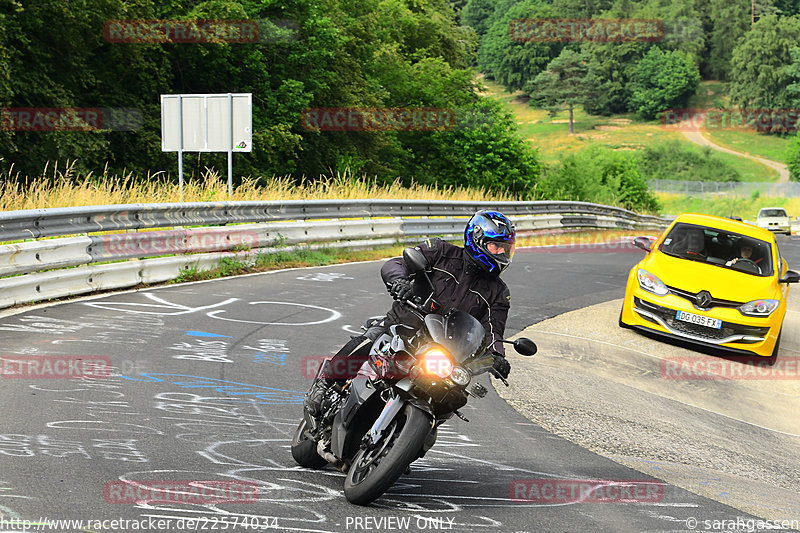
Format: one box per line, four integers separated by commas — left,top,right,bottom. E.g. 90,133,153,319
160,93,252,198
161,93,252,152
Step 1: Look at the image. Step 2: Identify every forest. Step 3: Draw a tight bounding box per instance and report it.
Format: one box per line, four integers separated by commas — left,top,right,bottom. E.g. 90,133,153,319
1,0,800,211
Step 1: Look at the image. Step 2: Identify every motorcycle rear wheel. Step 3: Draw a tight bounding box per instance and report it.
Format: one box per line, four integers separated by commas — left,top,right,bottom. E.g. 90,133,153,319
291,418,328,469
343,404,431,505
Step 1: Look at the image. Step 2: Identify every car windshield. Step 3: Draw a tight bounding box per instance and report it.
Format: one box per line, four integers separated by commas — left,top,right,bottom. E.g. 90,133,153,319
759,209,788,218
658,222,773,276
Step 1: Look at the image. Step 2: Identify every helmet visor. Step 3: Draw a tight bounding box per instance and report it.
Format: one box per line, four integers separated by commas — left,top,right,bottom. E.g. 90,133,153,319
486,239,515,260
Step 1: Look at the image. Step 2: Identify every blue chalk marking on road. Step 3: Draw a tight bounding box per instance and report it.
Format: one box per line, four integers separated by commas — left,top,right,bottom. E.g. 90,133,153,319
252,352,287,365
119,373,304,404
185,331,233,338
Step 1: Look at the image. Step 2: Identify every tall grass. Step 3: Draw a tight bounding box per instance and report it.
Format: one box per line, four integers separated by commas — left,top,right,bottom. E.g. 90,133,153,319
0,161,519,211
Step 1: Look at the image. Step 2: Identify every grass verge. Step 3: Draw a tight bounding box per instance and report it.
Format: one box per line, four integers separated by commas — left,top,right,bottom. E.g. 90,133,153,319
0,163,518,211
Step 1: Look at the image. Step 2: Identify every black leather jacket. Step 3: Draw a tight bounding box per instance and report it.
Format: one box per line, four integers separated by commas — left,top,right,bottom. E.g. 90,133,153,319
380,238,511,356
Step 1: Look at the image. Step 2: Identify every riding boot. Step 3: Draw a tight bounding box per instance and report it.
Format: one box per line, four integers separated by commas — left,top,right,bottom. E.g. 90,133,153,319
304,377,334,416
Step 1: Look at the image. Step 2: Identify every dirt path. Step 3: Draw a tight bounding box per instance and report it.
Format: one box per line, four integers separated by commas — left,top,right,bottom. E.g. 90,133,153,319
681,117,790,183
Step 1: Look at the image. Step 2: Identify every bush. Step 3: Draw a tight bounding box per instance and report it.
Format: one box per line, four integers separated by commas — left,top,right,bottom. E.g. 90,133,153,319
538,146,659,212
787,134,800,182
636,140,742,182
408,99,543,198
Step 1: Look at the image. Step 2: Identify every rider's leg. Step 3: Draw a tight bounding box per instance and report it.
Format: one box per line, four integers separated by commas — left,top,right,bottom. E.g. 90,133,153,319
304,324,386,415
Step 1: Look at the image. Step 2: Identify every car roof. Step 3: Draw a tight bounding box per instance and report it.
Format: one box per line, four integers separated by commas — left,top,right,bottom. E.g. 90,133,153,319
672,213,776,242
758,207,788,214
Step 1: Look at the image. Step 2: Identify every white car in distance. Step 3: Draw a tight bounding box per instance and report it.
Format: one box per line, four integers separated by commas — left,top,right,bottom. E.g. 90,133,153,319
756,207,792,236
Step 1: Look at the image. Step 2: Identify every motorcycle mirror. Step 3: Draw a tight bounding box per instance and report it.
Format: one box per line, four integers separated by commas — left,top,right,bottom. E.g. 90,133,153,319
402,247,429,274
513,338,537,356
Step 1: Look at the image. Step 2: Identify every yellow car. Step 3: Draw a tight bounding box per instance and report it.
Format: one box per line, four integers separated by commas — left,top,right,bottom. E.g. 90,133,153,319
620,213,799,361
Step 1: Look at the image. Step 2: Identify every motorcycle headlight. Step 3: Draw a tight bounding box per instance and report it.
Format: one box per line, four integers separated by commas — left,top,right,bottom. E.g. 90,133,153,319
738,299,779,317
450,366,471,386
637,268,668,296
420,348,454,379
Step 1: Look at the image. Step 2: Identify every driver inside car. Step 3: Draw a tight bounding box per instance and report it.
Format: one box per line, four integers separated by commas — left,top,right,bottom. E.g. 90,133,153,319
726,241,763,273
303,209,517,417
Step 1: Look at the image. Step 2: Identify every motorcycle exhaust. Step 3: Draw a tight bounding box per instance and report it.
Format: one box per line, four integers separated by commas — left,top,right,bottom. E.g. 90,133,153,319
316,440,343,469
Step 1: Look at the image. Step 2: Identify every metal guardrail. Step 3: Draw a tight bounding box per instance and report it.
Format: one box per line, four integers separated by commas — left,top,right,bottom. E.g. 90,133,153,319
0,200,668,310
0,199,662,241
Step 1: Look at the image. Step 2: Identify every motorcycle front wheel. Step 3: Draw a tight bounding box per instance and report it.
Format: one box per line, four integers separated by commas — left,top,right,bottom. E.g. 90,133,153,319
343,404,432,505
291,417,328,469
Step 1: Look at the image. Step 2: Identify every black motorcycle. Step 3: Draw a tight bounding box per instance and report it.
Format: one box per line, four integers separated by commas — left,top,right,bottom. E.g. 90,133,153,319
291,247,537,505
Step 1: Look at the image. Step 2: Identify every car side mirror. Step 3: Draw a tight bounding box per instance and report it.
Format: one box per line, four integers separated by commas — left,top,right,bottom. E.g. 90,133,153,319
512,338,537,356
402,247,429,274
633,236,652,252
780,270,800,284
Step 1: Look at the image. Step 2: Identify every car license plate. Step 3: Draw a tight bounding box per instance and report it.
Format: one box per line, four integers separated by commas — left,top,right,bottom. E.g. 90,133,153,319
676,310,722,329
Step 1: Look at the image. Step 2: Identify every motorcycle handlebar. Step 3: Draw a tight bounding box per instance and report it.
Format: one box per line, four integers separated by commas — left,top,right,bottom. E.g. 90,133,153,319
466,353,510,386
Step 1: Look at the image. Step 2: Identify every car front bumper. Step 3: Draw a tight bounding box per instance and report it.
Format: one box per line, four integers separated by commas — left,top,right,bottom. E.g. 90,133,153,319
620,287,782,358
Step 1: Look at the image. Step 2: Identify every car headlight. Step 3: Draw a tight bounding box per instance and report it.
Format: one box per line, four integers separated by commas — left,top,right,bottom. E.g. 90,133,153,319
637,269,668,296
738,299,780,317
420,348,454,379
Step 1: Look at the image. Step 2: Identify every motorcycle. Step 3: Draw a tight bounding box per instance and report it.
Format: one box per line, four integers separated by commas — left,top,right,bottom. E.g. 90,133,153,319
290,247,537,505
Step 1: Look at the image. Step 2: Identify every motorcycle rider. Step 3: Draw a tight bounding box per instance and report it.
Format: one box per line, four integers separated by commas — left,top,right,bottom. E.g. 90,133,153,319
304,209,516,416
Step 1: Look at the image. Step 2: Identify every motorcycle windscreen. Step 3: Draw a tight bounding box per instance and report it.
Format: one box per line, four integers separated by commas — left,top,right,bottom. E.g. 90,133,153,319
424,311,485,362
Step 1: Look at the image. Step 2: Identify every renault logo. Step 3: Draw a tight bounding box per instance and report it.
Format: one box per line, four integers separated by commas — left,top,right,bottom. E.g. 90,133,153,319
696,290,712,309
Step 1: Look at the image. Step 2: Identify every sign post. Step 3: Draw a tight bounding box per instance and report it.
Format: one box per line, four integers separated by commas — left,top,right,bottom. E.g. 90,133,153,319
161,93,252,200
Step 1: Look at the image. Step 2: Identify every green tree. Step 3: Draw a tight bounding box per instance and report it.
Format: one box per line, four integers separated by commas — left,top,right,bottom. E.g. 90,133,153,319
729,15,800,109
774,0,800,15
628,47,700,119
0,0,541,193
787,134,800,181
787,46,800,104
477,0,563,92
580,0,704,116
461,0,496,36
526,49,599,133
706,0,750,80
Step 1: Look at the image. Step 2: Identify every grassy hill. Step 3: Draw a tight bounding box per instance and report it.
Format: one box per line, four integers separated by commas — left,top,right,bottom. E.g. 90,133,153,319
482,78,781,182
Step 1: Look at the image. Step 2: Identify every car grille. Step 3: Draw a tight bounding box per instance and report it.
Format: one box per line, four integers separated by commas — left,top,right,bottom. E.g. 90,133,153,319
634,297,769,343
665,286,743,309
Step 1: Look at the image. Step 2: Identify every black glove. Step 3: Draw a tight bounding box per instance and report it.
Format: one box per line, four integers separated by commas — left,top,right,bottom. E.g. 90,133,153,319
492,353,511,379
388,278,414,301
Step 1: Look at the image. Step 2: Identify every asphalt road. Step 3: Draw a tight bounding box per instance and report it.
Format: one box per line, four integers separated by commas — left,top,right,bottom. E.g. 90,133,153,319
0,235,797,533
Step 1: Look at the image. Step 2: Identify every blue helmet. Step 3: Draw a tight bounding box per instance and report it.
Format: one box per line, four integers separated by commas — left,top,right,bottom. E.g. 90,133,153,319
464,210,516,275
